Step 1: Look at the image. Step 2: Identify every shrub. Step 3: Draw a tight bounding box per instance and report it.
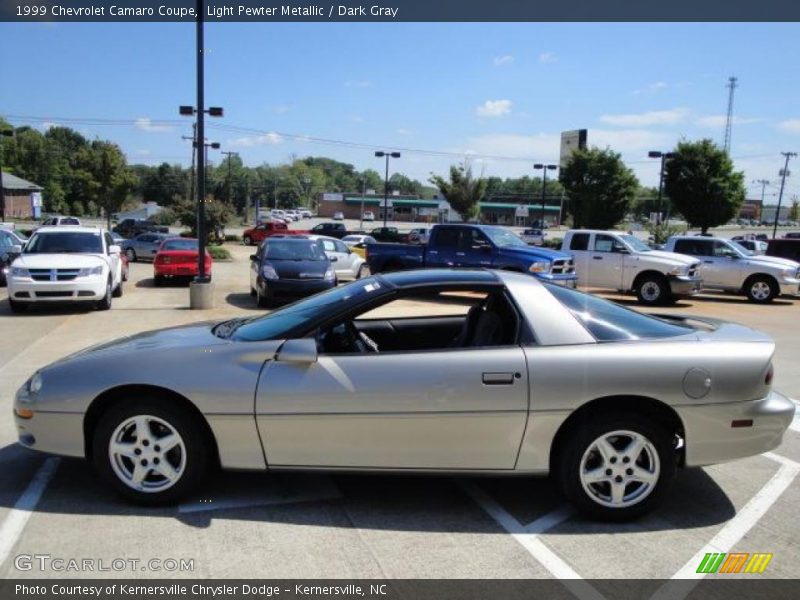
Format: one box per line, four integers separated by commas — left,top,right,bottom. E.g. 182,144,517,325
542,237,563,249
224,234,241,243
208,245,232,260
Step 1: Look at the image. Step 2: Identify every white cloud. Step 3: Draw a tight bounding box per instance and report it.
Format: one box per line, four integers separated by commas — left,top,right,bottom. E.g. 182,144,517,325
695,115,763,128
538,52,557,64
134,117,173,133
345,79,372,88
493,55,514,67
396,128,412,135
599,108,690,127
633,81,668,95
476,99,512,118
229,132,283,147
778,119,800,134
135,149,151,156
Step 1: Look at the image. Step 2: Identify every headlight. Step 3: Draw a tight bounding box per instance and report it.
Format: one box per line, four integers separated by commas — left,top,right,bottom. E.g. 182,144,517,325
29,372,43,394
669,266,689,276
78,265,105,277
528,261,551,274
261,263,279,280
780,268,797,279
324,268,336,281
10,267,30,278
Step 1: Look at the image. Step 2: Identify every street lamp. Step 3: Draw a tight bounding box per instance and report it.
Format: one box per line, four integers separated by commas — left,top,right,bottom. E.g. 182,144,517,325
533,163,557,227
648,150,676,224
773,152,797,239
0,128,14,223
375,151,401,227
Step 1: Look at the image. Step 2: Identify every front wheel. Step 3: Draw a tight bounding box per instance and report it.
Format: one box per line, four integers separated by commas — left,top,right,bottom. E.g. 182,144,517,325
97,279,113,310
635,275,670,306
557,413,676,521
745,276,777,303
92,399,209,504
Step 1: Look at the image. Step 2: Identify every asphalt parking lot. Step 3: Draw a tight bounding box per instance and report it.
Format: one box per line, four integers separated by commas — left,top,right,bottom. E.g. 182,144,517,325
0,244,799,584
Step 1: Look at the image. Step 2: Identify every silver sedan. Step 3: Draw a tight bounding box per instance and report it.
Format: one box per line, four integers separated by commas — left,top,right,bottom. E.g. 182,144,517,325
13,269,795,520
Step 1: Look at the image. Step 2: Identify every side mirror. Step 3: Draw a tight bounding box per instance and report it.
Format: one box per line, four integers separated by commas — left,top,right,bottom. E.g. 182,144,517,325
330,256,338,262
108,244,121,255
10,244,22,254
276,338,318,364
249,254,258,261
613,245,629,254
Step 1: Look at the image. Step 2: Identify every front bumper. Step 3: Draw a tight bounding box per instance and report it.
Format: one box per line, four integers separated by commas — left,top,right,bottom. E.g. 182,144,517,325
259,278,336,299
668,274,703,296
677,390,796,467
778,277,800,296
535,273,578,288
8,277,106,302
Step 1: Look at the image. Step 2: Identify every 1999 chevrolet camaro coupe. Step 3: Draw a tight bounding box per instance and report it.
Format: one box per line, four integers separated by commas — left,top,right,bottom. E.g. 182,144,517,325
14,269,795,520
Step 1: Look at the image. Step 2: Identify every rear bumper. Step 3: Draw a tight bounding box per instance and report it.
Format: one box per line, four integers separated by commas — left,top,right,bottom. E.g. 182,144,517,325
154,264,208,277
677,390,796,467
669,274,703,296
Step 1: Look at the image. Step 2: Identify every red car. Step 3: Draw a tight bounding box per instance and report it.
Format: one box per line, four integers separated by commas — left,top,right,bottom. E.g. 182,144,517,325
153,238,212,285
242,221,309,246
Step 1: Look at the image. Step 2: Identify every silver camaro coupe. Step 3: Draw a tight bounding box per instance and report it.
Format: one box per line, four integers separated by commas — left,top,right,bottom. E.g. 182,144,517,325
13,269,795,520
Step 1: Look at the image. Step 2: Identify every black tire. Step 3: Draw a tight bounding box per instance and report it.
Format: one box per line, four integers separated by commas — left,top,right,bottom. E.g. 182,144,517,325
249,287,256,297
356,264,367,279
635,274,670,306
92,398,209,505
112,280,123,298
122,265,129,282
125,248,137,262
9,298,28,313
243,235,253,246
154,275,165,287
256,287,270,308
744,275,778,303
557,412,676,521
97,279,113,310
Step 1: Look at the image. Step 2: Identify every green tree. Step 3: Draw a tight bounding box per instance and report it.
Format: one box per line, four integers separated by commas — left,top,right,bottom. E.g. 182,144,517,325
84,141,137,228
788,197,799,222
560,147,639,229
174,196,232,243
663,139,745,234
429,162,487,221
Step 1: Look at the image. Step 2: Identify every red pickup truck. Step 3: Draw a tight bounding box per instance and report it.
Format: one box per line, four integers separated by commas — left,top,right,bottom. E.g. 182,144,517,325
242,222,309,246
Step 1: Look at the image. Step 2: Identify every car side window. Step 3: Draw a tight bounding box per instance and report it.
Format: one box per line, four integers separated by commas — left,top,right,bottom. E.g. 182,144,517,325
713,241,737,257
435,228,460,248
673,240,694,254
570,233,590,251
104,233,114,251
693,241,714,256
322,240,336,252
593,234,616,252
334,240,348,253
0,233,11,248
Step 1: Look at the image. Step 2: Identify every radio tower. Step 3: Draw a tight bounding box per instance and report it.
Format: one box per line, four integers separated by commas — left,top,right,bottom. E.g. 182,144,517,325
723,76,738,153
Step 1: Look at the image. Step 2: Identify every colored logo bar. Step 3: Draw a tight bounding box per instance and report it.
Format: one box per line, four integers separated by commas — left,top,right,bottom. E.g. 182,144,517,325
696,552,773,574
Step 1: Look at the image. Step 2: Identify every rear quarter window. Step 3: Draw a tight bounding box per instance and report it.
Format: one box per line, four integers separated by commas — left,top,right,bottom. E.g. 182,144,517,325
569,233,590,251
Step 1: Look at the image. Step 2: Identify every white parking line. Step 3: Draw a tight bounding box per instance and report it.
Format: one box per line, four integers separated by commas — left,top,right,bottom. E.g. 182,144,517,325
0,457,59,567
649,453,800,600
459,480,606,600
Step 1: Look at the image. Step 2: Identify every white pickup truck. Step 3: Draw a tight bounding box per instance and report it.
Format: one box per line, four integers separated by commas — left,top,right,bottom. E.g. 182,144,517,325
664,235,800,303
561,230,703,305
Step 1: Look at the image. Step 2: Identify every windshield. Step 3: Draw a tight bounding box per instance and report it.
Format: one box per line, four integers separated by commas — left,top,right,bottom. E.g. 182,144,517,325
729,240,754,256
546,283,693,341
229,277,392,341
619,234,651,252
483,227,527,248
24,231,103,254
264,240,325,261
161,239,198,251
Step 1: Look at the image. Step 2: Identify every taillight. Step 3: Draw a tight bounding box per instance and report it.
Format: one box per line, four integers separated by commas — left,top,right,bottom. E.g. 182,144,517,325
765,364,774,386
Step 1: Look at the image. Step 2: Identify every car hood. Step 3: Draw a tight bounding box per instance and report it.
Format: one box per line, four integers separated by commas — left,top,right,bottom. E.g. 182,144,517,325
13,253,107,269
636,250,699,267
54,321,228,365
743,255,800,270
269,259,329,279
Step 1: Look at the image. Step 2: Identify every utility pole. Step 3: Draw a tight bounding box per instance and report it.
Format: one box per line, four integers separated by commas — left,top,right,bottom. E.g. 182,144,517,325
182,123,197,204
221,151,238,210
723,76,738,154
753,178,769,222
773,152,797,239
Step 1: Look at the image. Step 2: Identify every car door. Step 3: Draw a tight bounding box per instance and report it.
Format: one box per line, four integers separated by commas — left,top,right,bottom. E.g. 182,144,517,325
674,239,725,288
425,226,460,267
332,239,357,278
567,232,592,285
457,228,494,267
588,234,625,289
255,346,529,469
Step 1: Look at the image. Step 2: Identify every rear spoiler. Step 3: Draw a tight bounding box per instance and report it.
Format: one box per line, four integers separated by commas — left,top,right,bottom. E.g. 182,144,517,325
654,313,774,343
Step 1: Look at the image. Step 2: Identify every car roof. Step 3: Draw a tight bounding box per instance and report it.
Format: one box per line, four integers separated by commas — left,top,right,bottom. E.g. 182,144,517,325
380,269,501,288
34,226,105,234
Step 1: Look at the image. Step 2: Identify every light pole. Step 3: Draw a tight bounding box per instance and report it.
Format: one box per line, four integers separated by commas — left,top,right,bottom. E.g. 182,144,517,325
773,152,797,239
359,178,367,231
375,151,400,228
301,176,311,211
221,151,239,209
0,128,14,222
648,151,676,224
533,163,557,227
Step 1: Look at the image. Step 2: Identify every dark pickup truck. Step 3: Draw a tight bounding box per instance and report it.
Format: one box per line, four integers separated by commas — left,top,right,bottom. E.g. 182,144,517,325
366,224,578,286
112,218,169,239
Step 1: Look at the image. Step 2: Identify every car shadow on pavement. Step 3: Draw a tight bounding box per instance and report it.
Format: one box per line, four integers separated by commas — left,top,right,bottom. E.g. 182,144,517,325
1,445,736,534
225,292,264,311
690,294,795,306
0,302,95,316
135,277,192,288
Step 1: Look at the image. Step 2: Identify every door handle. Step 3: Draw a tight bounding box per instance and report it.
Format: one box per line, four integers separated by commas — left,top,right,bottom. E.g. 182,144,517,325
592,256,603,260
482,372,516,385
456,252,466,256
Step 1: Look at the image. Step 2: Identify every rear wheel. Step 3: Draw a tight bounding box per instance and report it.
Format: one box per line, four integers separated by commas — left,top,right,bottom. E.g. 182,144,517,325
635,274,670,306
112,280,123,298
557,413,675,521
243,235,253,246
92,399,209,504
745,275,777,303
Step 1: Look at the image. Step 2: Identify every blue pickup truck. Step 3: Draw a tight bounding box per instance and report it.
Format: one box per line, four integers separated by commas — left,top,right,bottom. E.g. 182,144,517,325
366,224,577,286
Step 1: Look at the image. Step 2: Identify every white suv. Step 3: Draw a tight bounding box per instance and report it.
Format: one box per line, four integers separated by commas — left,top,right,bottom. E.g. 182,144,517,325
6,227,124,313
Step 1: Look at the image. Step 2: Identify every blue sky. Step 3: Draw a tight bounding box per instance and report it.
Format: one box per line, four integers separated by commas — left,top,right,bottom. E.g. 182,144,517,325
2,22,799,201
